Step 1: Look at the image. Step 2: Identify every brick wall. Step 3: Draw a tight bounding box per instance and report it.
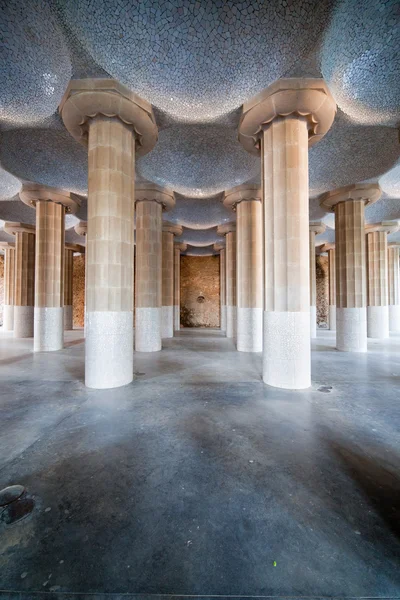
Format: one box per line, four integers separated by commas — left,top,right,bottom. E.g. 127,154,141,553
180,255,220,327
316,254,329,328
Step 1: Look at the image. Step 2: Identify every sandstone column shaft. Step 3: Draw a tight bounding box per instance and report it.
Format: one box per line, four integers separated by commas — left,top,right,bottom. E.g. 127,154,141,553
162,231,174,338
335,201,367,351
225,231,236,339
366,231,389,338
34,201,65,351
388,245,400,332
14,231,35,337
86,117,134,387
135,200,162,352
220,248,226,331
64,248,74,330
2,246,15,330
328,248,336,331
262,118,310,388
174,245,181,331
236,200,263,351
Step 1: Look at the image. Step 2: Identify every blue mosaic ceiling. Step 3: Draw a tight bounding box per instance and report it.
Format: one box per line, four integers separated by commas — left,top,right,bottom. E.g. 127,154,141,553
0,0,398,239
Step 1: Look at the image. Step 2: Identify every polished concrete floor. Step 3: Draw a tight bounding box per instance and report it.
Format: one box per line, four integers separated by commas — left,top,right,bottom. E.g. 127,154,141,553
0,327,399,599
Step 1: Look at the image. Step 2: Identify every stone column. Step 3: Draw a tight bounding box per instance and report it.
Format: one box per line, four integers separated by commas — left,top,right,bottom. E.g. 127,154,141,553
321,243,336,330
239,79,336,388
174,242,186,332
0,242,15,330
217,222,236,339
388,243,400,332
224,185,263,352
135,185,175,352
20,185,80,352
4,222,36,338
365,222,398,339
162,222,182,338
64,243,85,330
60,79,157,388
213,242,226,332
320,183,382,352
309,223,325,337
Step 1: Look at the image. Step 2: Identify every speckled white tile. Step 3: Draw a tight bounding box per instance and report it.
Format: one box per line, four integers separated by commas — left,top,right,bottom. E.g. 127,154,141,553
64,304,73,331
226,306,236,340
367,305,389,339
2,304,14,331
135,307,161,353
14,305,34,338
161,306,174,339
86,310,133,389
237,307,262,353
389,304,400,333
336,307,367,352
34,307,64,352
329,305,336,331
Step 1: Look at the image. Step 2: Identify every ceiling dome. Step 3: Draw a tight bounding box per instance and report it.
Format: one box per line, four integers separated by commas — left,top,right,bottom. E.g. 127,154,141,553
59,0,332,121
0,1,71,125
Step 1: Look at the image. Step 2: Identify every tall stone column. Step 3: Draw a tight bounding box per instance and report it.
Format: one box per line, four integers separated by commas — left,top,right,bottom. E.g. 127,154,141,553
64,243,85,330
366,222,398,339
0,242,15,330
388,243,400,332
174,242,186,332
320,183,381,352
321,243,336,330
19,185,80,352
224,185,263,352
239,79,336,388
4,222,36,338
162,222,182,338
213,242,226,332
60,79,157,388
217,222,236,339
309,223,325,338
135,185,175,352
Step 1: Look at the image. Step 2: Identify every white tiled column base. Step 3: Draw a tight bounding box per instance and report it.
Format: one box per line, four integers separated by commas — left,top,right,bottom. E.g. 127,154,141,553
86,311,133,389
226,305,236,339
34,307,64,352
389,304,400,332
64,305,73,330
220,305,227,332
336,307,367,352
135,307,161,352
161,305,174,338
367,305,389,339
263,311,311,389
237,307,263,352
14,305,34,338
329,305,336,331
174,305,180,331
3,305,14,330
310,305,317,338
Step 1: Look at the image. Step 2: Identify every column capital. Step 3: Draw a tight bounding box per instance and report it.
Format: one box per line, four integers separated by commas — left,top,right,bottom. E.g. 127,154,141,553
224,184,261,210
0,241,15,250
175,242,187,252
217,222,236,236
320,183,381,212
163,221,182,236
366,221,399,235
309,222,326,235
320,243,335,251
135,184,175,211
65,243,85,254
74,220,87,237
3,222,35,236
389,242,400,248
239,78,336,155
213,242,225,252
19,184,81,215
59,79,158,157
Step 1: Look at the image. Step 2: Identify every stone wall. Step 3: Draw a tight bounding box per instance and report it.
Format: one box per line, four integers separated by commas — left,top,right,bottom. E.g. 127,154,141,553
316,254,329,328
180,255,220,328
73,255,85,328
0,255,4,325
